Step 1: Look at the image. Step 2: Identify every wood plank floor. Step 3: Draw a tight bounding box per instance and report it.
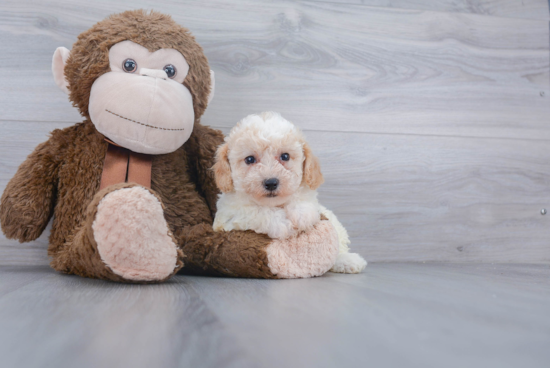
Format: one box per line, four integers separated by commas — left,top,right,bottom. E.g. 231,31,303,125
0,263,548,368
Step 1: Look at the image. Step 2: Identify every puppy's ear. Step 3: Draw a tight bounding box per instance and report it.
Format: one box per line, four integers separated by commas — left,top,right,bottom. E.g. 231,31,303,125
302,143,324,190
213,143,234,192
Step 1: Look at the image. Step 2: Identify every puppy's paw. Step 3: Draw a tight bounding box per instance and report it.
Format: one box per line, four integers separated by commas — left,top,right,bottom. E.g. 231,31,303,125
266,218,295,239
285,202,320,232
330,253,367,274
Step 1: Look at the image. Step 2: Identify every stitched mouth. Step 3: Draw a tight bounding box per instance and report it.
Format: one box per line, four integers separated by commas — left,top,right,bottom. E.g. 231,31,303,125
105,109,185,131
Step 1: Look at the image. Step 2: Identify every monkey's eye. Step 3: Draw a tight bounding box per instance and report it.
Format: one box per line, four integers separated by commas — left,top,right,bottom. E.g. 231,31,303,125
245,156,256,165
280,153,290,161
122,58,137,73
163,64,177,79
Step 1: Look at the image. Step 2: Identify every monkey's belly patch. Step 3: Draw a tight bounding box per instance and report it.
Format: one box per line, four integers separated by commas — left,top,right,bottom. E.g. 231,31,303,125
105,109,186,131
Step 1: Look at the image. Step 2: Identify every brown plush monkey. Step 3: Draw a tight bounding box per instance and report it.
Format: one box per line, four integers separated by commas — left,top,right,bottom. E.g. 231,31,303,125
0,10,338,282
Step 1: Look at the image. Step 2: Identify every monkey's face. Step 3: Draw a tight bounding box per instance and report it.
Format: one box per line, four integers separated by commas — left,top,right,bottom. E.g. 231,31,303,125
52,10,215,155
88,41,194,154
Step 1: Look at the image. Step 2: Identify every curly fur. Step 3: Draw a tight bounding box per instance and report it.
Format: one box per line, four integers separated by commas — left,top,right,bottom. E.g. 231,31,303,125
213,112,322,238
213,112,367,274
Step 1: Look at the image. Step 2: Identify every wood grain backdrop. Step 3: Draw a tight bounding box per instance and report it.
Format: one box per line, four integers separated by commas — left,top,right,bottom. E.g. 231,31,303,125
0,0,549,265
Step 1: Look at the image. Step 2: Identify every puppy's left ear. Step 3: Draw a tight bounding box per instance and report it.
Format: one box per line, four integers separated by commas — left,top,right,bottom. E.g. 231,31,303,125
212,143,234,192
302,143,324,190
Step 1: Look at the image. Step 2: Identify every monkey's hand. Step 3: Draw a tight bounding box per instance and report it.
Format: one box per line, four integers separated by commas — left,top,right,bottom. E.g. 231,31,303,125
265,220,339,278
0,137,61,242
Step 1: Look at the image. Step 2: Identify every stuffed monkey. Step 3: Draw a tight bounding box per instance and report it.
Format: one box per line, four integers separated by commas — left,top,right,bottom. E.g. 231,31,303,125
0,10,339,282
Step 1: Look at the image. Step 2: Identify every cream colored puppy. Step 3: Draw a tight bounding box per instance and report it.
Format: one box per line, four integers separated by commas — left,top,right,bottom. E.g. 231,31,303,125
212,112,366,274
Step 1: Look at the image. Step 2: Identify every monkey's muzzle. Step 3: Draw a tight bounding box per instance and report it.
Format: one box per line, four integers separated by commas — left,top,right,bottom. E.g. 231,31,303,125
89,72,195,154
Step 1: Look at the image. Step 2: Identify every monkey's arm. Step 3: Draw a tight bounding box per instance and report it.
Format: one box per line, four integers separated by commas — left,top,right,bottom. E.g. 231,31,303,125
184,124,224,216
0,134,62,242
176,219,338,279
175,223,277,278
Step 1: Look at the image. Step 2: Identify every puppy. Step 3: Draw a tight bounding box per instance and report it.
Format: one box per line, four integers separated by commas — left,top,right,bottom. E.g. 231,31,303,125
212,112,366,273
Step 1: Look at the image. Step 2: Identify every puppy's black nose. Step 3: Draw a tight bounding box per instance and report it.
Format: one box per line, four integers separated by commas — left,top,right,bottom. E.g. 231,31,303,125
264,178,279,192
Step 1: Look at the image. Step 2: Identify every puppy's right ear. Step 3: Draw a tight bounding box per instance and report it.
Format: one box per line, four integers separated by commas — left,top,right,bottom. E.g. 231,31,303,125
213,143,234,192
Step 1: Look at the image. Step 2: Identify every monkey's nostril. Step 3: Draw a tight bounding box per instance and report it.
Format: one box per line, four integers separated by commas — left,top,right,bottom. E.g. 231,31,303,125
263,178,279,192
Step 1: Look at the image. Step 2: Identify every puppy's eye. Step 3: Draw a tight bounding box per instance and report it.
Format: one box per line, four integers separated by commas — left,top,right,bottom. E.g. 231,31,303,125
280,153,290,161
163,64,177,79
122,58,137,73
245,156,256,165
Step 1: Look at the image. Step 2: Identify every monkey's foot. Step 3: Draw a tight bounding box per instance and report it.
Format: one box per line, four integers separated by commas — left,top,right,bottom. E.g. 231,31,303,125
92,186,180,281
266,220,339,279
330,253,367,274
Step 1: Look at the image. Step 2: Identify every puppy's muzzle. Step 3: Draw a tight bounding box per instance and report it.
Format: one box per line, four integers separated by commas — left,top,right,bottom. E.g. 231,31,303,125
263,178,279,192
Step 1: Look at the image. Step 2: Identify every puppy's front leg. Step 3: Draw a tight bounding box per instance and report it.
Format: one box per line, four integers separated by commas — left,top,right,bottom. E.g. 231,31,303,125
266,209,295,239
285,201,320,233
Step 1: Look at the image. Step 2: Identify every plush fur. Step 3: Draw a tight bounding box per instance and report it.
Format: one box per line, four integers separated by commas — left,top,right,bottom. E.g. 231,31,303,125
213,112,367,274
65,10,212,122
0,10,340,282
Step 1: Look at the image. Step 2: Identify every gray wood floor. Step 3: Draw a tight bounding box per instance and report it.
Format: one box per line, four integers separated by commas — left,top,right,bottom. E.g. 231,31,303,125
0,263,548,368
1,0,549,265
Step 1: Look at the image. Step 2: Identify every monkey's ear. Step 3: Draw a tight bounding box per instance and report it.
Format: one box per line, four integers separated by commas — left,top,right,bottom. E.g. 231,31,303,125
212,143,234,192
52,47,70,94
302,142,324,190
207,70,215,104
